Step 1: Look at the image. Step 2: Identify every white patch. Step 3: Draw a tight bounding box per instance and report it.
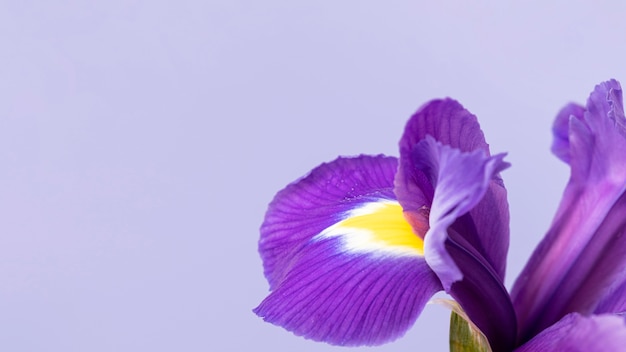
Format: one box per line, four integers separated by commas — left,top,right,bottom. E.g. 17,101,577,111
314,200,421,257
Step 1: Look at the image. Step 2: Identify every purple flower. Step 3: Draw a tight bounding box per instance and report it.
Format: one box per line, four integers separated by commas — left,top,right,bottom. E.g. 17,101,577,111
512,79,626,347
254,80,626,351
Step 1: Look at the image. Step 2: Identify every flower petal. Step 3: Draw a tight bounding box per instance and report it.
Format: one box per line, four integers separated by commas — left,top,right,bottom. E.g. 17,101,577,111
395,99,490,219
446,237,517,351
551,102,585,163
259,155,399,288
407,136,516,350
515,313,626,352
395,99,510,280
255,155,441,346
411,136,510,290
512,80,626,341
596,277,626,315
394,100,515,349
254,240,441,346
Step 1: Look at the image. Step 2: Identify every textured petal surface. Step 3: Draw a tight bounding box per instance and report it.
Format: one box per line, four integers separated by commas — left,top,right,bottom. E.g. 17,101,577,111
515,313,626,352
596,277,626,315
395,99,510,281
394,100,515,349
259,155,399,288
254,241,440,346
256,155,442,346
512,80,626,342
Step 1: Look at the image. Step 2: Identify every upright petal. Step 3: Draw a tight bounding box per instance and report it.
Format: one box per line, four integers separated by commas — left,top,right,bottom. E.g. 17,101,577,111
411,136,509,290
515,313,626,352
395,99,490,218
596,278,626,315
255,155,442,346
512,80,626,342
394,100,515,350
395,99,510,280
407,136,516,350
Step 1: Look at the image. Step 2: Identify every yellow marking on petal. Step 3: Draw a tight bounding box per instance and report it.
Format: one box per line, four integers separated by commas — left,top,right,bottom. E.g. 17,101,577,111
320,201,425,256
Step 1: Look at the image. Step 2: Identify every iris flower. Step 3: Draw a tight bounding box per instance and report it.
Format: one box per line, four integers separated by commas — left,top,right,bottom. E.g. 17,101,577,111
254,80,626,351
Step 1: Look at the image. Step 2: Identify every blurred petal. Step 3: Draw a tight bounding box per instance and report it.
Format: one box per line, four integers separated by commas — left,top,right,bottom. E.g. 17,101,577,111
515,313,626,352
596,275,626,314
512,80,626,341
395,99,510,281
255,155,441,346
551,102,585,163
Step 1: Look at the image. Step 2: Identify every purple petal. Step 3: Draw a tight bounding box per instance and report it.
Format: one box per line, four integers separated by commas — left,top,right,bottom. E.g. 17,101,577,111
551,102,585,163
395,99,490,218
256,155,441,346
551,193,626,317
395,99,510,281
515,313,626,352
393,100,515,349
254,240,441,346
596,278,626,315
259,155,399,288
512,80,626,342
446,238,518,351
411,136,509,290
407,136,515,350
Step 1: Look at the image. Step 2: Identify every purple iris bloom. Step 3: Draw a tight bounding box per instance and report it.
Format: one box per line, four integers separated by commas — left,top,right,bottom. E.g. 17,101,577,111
254,80,626,351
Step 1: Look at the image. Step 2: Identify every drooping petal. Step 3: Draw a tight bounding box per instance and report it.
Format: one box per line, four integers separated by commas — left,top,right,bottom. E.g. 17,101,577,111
254,240,441,346
255,155,442,346
395,99,510,281
515,313,626,352
259,155,399,288
512,80,626,342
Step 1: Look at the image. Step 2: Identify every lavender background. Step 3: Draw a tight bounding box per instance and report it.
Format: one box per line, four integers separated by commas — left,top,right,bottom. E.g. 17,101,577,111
2,1,626,351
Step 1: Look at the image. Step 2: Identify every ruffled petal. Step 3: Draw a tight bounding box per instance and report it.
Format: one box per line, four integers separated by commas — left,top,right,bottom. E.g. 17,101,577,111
411,136,509,290
512,80,626,342
395,99,510,281
408,136,515,350
551,102,585,163
255,155,442,346
515,313,626,352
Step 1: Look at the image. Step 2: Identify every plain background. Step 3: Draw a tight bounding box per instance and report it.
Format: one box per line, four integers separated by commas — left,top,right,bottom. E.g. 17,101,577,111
2,1,626,351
